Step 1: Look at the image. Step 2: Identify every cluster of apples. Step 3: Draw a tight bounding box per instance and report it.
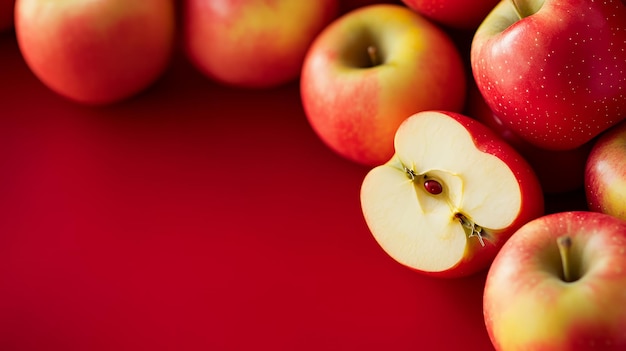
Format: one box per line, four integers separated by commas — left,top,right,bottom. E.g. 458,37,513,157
3,0,343,105
3,0,626,349
299,0,626,350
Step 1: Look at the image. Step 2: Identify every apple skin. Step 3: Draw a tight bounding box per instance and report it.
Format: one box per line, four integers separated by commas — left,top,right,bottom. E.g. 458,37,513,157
182,0,339,89
360,110,544,278
585,120,626,221
0,0,15,32
14,0,176,105
471,0,626,151
465,82,593,194
401,0,500,29
484,211,626,351
301,4,467,167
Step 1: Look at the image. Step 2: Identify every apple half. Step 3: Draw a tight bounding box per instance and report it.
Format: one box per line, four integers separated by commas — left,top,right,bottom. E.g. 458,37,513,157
360,111,545,277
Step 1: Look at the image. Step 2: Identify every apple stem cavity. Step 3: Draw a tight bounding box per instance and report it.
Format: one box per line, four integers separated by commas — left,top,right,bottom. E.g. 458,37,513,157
367,45,380,67
557,236,574,282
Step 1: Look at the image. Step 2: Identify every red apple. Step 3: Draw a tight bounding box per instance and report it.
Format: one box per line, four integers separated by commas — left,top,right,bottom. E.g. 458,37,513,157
0,0,14,32
182,0,338,89
585,120,626,221
401,0,500,29
465,83,592,194
360,110,544,278
471,0,626,151
301,4,467,167
14,0,176,105
484,211,626,350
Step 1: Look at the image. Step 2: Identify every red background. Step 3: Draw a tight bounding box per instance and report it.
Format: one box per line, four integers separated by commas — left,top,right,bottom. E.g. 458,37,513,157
0,27,585,350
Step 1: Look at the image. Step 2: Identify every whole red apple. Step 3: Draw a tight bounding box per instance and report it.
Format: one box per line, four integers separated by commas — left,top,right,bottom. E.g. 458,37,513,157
484,211,626,350
585,120,626,221
0,0,15,32
471,0,626,151
183,0,338,89
301,4,467,166
401,0,500,29
15,0,176,105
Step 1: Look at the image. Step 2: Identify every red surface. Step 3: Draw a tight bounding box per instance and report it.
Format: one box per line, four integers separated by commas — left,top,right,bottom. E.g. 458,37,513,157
0,28,584,350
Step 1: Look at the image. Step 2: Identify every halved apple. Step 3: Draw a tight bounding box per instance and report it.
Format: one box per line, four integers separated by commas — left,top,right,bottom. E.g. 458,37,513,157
360,111,545,277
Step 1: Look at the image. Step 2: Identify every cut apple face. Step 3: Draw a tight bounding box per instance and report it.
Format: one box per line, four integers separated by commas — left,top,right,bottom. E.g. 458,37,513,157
360,111,522,273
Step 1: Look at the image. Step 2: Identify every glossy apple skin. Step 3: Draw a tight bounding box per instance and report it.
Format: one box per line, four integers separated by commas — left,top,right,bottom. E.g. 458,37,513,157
471,0,626,151
0,0,15,32
484,211,626,351
301,4,467,167
585,121,626,221
416,111,544,278
15,0,176,105
465,83,593,194
401,0,499,29
183,0,338,89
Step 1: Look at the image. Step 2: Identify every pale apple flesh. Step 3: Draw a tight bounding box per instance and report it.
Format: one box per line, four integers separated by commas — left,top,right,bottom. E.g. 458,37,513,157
360,111,522,273
484,211,626,350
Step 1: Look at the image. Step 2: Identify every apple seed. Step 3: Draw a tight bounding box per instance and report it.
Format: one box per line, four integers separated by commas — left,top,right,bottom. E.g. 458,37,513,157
423,179,443,195
404,168,444,195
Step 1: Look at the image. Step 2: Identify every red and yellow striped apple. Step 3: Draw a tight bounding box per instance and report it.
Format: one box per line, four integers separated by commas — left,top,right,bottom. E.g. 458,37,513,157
301,4,467,166
360,110,544,278
15,0,176,105
484,211,626,350
182,0,338,89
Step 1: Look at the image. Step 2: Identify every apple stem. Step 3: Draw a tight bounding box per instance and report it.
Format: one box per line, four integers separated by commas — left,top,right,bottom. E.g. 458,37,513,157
367,45,380,67
510,0,524,19
557,236,573,282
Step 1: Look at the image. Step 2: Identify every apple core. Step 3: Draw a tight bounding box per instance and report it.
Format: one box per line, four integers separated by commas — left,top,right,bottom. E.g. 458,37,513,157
360,111,532,276
404,166,488,245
